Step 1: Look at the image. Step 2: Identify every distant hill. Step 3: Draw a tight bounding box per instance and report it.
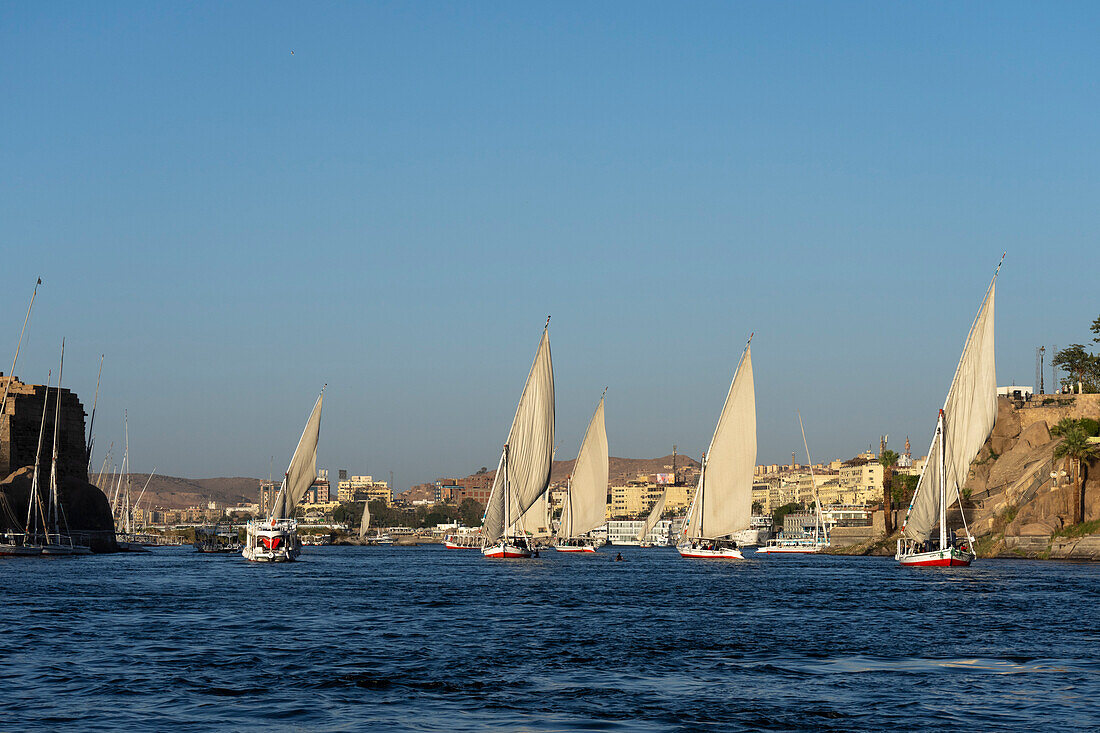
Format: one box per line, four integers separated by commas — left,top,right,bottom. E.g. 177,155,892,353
93,473,261,509
398,454,701,502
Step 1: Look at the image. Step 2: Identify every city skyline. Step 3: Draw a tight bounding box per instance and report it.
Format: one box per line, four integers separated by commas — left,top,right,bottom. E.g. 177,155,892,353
3,3,1098,487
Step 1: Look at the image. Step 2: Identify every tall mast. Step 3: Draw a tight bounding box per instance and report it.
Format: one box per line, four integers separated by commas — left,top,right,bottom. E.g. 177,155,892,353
124,411,131,535
86,354,103,468
0,277,41,430
798,411,826,543
503,444,510,541
938,410,947,551
26,369,52,538
698,452,706,538
48,339,65,535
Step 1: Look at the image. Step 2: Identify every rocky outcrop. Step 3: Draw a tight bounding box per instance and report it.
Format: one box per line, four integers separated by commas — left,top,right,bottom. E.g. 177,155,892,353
1,467,117,553
967,394,1100,557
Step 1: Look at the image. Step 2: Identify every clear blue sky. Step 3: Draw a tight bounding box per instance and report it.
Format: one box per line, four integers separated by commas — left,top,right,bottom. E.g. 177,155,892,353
2,2,1097,487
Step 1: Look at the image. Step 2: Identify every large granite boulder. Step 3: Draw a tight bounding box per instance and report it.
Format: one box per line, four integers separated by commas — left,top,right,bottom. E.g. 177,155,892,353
1,466,118,552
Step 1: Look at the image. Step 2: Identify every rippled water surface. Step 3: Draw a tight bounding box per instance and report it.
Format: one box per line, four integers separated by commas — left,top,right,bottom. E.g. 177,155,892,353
2,545,1099,731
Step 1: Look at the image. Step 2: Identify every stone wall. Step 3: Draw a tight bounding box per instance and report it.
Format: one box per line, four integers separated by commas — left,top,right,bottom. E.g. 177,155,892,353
0,374,89,483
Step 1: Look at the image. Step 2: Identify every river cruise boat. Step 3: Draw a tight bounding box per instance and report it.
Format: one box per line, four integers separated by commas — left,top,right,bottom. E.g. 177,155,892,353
443,530,485,550
755,536,828,554
194,523,242,553
554,536,600,553
243,518,301,562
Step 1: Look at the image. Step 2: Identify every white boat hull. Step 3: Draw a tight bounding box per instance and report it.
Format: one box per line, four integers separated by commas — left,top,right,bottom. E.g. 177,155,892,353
755,540,827,555
896,545,975,567
554,544,596,553
243,520,301,563
677,544,744,560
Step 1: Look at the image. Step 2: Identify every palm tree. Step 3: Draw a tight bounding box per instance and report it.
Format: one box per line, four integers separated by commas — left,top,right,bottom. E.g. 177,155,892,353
879,449,900,534
1054,426,1099,524
1051,417,1078,438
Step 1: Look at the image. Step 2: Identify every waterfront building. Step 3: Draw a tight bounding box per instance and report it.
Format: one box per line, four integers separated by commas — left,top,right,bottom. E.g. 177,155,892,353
782,512,821,538
752,482,770,512
433,480,461,504
336,475,393,505
839,461,883,505
768,480,797,510
258,481,279,516
454,483,492,506
814,478,842,506
610,482,665,519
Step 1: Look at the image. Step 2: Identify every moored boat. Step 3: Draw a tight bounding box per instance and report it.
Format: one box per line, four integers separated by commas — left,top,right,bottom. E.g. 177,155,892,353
755,537,826,554
758,413,829,556
443,529,485,549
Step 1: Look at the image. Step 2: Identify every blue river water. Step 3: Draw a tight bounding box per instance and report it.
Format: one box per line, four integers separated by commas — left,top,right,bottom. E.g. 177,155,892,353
2,544,1099,731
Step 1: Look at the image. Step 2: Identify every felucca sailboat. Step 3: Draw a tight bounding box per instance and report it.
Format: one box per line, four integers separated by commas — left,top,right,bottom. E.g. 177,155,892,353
636,488,667,547
243,387,324,563
555,394,608,553
896,258,1001,567
481,320,555,559
678,335,756,560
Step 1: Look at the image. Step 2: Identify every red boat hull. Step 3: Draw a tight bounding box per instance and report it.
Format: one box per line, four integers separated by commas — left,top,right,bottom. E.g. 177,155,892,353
482,542,532,559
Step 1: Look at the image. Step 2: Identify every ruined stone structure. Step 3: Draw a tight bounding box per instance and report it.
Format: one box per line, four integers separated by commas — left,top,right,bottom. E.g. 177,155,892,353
0,373,89,483
1,373,116,551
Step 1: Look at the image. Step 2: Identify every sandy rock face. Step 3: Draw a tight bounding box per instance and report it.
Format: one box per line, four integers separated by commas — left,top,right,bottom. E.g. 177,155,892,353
989,399,1022,456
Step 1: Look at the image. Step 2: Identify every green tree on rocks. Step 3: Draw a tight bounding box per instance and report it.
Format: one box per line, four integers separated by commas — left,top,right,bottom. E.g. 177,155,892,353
1054,425,1099,525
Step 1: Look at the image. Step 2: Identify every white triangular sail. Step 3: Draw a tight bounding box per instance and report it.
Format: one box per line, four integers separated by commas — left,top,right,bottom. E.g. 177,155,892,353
902,272,998,542
270,390,324,521
358,498,371,539
683,340,756,540
558,395,608,540
637,489,667,543
482,326,555,542
510,490,551,538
